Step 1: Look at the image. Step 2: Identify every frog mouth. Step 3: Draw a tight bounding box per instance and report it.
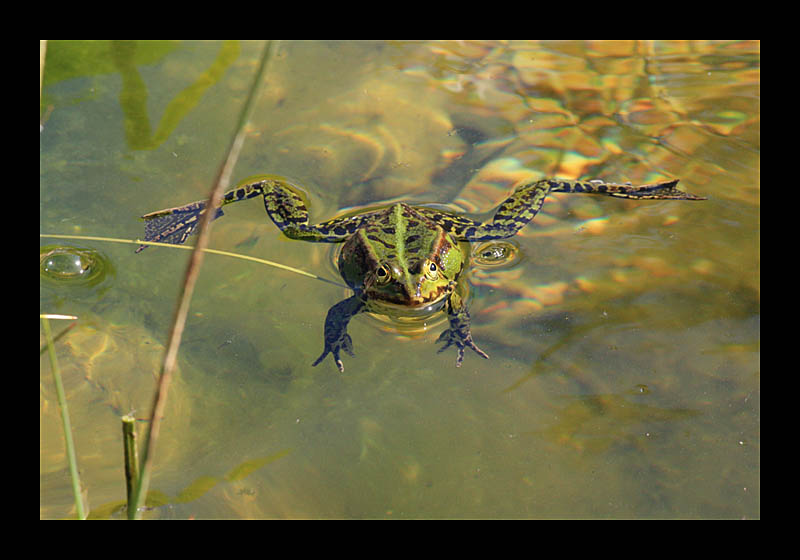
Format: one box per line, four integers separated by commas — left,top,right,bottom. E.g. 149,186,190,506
368,292,449,316
367,280,454,311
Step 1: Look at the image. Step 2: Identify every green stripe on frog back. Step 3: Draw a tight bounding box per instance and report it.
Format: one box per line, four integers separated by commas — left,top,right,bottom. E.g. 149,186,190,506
393,204,408,274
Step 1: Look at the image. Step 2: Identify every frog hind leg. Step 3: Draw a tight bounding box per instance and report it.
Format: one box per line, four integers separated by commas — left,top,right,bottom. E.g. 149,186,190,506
136,202,224,252
436,286,489,367
548,178,706,200
136,181,268,252
312,295,366,372
460,178,705,242
261,177,377,243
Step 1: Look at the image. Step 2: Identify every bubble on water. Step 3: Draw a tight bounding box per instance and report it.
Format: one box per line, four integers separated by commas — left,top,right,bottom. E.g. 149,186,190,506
40,245,112,287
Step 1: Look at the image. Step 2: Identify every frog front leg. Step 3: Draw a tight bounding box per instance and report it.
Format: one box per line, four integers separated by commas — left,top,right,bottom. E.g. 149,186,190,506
436,284,489,367
312,295,366,372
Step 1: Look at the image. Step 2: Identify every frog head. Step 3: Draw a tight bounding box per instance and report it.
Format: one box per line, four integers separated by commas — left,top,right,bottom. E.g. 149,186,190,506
337,204,465,310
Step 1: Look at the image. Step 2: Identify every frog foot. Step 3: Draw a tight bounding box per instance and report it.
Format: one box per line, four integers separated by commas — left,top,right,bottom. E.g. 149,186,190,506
436,327,489,367
312,295,364,373
312,332,354,373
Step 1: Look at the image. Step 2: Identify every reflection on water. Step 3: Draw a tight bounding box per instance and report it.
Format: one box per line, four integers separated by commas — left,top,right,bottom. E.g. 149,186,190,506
41,40,759,518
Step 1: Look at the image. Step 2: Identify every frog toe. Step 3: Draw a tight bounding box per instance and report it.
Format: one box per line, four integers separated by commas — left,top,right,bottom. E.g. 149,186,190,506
312,348,346,372
332,353,346,373
311,350,330,368
459,340,489,366
436,329,489,366
469,342,489,361
435,330,453,350
312,334,354,372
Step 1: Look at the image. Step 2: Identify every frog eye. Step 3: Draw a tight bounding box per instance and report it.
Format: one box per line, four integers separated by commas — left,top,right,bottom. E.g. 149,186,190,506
424,259,439,280
375,264,392,284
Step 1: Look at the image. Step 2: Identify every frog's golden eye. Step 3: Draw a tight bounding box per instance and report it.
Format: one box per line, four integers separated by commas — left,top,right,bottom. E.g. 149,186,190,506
375,263,392,284
424,259,439,280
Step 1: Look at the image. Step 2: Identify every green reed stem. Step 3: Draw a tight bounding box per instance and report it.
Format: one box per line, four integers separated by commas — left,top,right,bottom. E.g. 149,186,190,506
121,415,139,511
129,40,277,519
41,316,86,520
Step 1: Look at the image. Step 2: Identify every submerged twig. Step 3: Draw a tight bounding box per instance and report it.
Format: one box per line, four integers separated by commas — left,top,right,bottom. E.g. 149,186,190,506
129,40,277,519
39,315,78,355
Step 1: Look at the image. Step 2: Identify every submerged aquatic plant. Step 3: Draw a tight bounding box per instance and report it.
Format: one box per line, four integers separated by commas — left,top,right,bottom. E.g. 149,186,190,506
41,314,86,519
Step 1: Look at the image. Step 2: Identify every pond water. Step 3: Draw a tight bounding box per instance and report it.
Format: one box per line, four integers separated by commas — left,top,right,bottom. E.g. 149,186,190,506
40,40,759,519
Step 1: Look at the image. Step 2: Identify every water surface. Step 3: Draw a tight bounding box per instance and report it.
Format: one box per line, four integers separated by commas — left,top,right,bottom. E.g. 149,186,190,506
40,40,759,519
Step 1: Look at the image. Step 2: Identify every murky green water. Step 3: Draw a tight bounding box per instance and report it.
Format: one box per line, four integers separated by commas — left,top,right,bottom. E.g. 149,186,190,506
41,40,759,519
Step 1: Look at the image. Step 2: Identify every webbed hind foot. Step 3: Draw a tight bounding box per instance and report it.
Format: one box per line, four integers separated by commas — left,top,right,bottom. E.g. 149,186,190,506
136,202,222,252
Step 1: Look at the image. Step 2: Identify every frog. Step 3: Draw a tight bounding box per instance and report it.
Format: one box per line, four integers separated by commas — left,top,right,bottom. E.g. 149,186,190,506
137,175,704,372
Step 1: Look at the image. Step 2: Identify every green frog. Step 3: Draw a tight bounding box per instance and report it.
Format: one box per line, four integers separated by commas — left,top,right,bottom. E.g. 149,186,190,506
137,176,704,371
